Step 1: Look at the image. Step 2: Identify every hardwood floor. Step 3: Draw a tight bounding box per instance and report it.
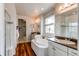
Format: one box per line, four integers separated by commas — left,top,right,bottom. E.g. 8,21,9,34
15,42,36,56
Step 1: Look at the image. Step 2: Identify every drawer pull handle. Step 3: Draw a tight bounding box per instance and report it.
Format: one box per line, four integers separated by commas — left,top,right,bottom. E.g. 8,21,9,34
52,48,56,50
71,52,77,55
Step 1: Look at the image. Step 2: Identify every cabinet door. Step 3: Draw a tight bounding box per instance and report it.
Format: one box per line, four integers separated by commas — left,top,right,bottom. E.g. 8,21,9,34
53,42,67,52
68,48,79,56
48,45,54,56
54,47,67,56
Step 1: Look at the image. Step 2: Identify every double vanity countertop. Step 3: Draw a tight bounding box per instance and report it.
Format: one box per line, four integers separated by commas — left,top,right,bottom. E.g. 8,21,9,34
48,36,77,50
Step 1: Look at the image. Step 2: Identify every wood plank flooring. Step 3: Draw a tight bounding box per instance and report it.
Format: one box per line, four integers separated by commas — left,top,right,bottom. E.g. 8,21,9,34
15,42,36,56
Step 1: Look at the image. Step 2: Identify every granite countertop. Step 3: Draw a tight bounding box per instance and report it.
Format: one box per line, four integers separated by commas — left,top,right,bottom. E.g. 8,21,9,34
48,37,77,50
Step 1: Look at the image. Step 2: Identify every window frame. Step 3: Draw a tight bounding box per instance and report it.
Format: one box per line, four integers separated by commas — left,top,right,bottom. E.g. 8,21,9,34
43,15,55,34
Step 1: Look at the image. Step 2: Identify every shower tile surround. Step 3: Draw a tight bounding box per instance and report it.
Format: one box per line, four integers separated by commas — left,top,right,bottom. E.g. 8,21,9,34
18,19,26,41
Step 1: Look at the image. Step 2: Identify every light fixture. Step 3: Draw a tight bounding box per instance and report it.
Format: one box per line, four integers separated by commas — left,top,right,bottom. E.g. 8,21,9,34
64,3,74,8
64,3,69,7
59,3,74,11
59,6,63,10
41,8,44,11
35,18,40,24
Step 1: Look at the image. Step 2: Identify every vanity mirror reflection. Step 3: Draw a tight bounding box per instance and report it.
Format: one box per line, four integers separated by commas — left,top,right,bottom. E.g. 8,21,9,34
55,4,78,50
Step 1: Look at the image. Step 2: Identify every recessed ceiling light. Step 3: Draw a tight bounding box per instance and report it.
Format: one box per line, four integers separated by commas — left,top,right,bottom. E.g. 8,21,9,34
41,8,44,11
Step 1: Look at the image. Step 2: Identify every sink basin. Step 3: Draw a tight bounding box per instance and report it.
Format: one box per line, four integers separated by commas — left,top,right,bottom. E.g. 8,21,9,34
56,39,76,45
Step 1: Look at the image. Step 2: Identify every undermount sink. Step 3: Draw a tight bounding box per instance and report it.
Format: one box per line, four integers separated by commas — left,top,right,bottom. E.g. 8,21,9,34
55,39,76,45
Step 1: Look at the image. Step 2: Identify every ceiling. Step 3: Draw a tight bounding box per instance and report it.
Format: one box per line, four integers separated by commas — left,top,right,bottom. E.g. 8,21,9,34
15,3,55,17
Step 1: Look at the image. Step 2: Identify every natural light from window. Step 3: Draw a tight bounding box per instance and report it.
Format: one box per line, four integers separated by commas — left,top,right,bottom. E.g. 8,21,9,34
44,15,55,34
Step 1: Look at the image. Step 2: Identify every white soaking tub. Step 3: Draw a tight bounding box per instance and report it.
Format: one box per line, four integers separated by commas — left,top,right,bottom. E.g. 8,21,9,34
31,39,48,56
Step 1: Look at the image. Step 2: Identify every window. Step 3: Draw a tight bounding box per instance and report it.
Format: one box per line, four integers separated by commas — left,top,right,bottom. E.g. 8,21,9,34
44,15,55,34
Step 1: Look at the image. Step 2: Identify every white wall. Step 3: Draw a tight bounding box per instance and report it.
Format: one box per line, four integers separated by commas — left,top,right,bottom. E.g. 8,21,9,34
0,3,5,56
5,3,17,55
40,16,44,36
26,16,34,42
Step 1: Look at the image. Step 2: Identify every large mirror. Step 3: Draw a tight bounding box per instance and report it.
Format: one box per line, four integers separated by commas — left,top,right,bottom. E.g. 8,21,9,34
61,8,78,39
55,4,78,50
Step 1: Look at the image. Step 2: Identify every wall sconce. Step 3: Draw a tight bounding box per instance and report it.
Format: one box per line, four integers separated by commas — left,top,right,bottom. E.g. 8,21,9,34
35,18,40,24
59,3,75,11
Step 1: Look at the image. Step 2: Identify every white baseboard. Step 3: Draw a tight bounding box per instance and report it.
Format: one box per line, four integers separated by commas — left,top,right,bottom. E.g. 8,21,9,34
6,47,15,56
17,41,27,44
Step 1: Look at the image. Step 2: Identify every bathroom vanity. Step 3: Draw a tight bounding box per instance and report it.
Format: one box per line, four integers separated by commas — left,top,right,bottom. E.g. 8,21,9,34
48,4,79,56
48,39,79,56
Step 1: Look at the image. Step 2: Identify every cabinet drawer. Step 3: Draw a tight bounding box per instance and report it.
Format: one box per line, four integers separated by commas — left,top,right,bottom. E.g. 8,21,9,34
69,53,77,56
48,46,54,53
68,48,79,56
48,45,54,56
54,51,67,56
53,42,67,52
48,48,54,56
